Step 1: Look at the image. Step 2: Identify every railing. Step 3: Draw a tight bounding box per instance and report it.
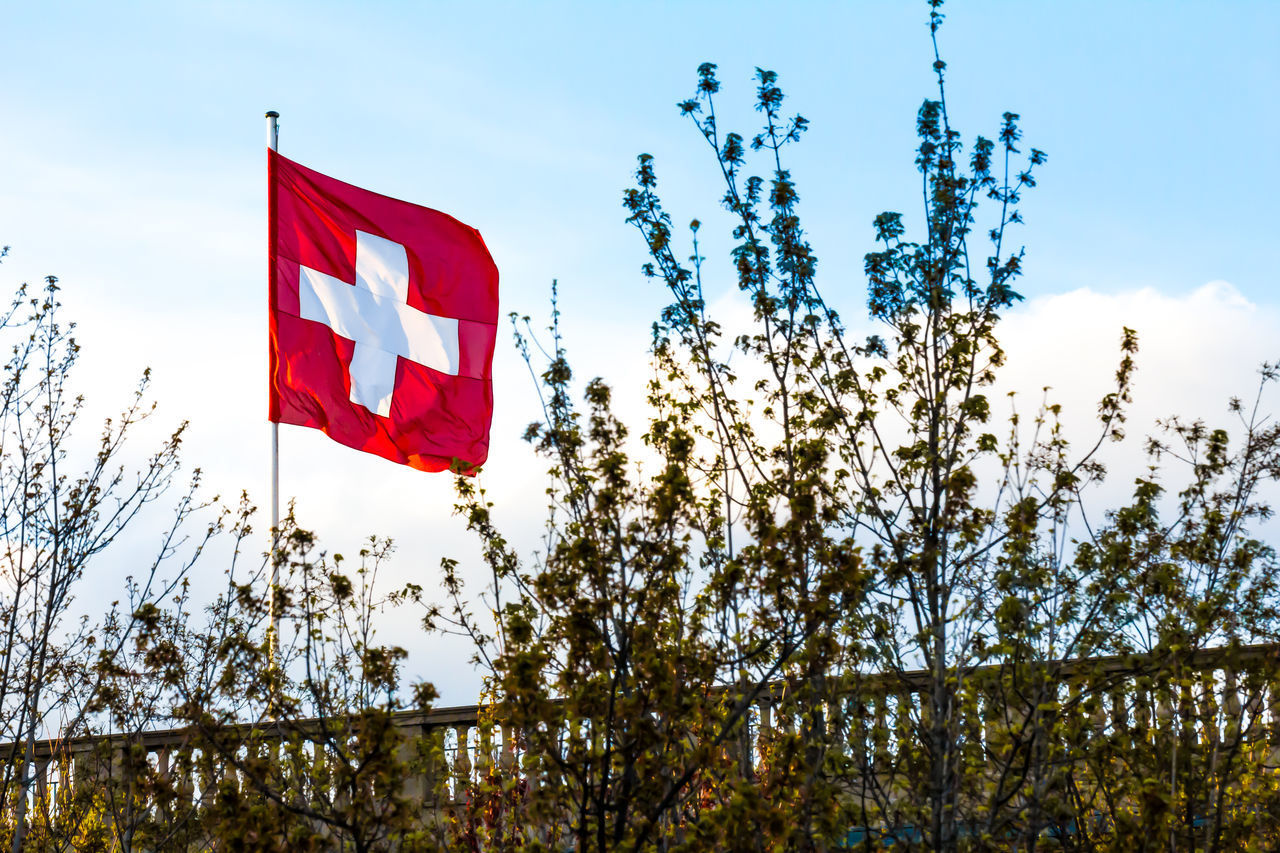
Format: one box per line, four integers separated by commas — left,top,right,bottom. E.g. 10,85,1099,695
3,642,1278,845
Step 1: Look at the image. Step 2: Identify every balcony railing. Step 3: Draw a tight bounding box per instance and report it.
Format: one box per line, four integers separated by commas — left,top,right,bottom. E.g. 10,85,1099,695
2,641,1278,844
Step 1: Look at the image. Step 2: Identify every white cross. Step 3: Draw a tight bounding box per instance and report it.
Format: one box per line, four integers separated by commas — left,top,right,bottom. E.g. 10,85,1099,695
298,230,459,417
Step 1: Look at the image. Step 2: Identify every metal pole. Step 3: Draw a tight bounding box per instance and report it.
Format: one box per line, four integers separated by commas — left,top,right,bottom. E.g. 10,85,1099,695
266,111,281,673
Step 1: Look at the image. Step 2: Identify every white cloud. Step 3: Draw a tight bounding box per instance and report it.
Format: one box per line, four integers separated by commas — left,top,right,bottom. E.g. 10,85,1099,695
639,281,1280,549
997,282,1279,500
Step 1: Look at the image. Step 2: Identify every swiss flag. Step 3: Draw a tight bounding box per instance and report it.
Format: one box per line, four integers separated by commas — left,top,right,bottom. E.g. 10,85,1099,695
268,150,498,473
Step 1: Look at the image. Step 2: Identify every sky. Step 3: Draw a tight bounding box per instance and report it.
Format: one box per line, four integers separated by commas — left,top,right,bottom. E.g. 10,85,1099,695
1,1,1278,702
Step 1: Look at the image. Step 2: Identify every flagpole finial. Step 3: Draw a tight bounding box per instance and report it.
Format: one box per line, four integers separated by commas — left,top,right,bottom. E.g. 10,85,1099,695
265,112,280,153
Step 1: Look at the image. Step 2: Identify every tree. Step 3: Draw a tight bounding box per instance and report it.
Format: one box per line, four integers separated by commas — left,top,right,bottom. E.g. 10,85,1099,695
445,3,1280,850
5,1,1278,849
0,250,211,851
140,509,444,853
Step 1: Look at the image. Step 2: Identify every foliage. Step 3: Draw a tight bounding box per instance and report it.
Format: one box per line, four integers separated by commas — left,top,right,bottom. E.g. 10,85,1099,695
3,2,1280,851
441,3,1280,851
156,512,446,853
0,251,208,853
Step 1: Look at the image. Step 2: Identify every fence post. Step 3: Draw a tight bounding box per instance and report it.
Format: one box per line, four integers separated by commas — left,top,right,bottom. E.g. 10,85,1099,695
1223,668,1242,745
396,723,427,805
453,724,472,801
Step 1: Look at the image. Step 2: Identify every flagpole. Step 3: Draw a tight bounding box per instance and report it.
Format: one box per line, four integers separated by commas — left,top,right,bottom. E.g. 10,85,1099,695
266,110,281,676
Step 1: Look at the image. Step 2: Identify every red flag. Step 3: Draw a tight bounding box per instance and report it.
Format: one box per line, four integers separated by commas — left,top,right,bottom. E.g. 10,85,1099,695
268,150,498,473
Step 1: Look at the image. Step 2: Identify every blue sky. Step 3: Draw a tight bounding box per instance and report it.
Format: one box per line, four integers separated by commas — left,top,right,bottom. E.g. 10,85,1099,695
2,1,1277,700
